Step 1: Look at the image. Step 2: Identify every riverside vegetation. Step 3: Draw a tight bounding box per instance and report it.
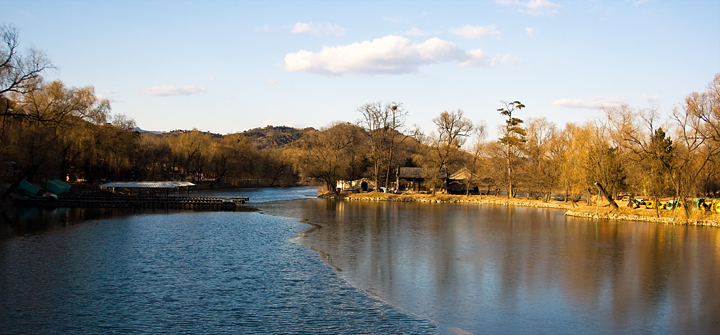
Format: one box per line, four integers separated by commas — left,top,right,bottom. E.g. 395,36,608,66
2,25,720,225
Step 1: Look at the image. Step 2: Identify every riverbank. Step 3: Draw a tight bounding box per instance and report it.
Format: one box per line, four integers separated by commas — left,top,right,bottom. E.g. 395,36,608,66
320,192,720,227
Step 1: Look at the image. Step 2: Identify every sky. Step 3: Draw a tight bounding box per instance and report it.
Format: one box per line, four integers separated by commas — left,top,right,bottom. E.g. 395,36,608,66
1,0,719,138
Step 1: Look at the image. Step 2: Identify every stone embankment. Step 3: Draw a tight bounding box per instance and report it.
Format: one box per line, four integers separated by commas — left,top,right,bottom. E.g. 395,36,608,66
341,193,571,210
564,210,720,227
322,192,720,227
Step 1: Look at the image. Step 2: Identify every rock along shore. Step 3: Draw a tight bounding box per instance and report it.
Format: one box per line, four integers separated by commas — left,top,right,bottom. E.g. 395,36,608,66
320,192,720,227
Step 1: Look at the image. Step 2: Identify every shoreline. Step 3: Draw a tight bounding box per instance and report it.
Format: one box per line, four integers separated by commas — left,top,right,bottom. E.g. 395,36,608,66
321,192,720,227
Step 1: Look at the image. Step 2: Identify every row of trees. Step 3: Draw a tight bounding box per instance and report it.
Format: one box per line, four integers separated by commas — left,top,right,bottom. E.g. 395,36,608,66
2,25,720,217
294,74,720,211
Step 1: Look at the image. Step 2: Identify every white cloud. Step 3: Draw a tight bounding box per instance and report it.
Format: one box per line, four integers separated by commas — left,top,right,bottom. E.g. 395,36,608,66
526,27,537,37
266,78,278,85
640,94,658,103
554,96,627,109
284,35,512,76
403,27,428,36
207,76,214,81
140,85,207,97
495,0,561,16
291,22,346,36
634,0,650,5
449,24,501,39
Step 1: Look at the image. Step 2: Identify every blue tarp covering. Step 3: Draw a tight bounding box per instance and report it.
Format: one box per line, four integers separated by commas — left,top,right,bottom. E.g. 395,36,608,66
18,180,41,196
46,179,71,194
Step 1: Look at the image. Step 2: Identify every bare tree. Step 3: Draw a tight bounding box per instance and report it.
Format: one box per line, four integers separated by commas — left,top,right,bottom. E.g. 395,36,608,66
0,25,52,99
294,122,368,194
667,73,720,219
421,110,473,194
357,101,408,190
523,117,562,201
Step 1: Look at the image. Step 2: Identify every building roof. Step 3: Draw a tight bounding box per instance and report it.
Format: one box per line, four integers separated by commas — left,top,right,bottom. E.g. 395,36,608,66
449,167,472,180
398,167,424,179
99,181,195,189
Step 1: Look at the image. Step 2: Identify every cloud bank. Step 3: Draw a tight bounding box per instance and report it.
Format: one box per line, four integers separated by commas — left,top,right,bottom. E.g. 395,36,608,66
554,96,627,109
140,86,207,97
291,22,346,36
495,0,561,16
284,35,515,75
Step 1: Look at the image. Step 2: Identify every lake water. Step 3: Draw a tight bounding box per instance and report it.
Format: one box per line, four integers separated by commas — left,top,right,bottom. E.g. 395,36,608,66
2,188,719,334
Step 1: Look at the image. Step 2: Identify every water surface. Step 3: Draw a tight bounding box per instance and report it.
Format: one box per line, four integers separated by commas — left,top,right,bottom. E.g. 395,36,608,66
0,188,436,334
4,189,720,334
260,199,720,334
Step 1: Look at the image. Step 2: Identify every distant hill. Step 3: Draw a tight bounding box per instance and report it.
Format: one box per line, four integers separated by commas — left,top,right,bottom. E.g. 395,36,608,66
242,125,315,149
166,129,224,139
134,127,165,134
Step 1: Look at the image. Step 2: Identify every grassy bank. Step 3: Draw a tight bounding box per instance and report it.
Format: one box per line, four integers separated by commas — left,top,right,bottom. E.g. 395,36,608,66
319,192,720,227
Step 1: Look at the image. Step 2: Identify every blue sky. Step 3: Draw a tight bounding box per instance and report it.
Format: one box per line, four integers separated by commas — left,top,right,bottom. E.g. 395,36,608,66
1,0,718,137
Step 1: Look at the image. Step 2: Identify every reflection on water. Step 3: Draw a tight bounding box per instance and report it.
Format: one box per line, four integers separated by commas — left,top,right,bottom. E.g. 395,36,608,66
260,199,720,334
192,186,318,203
0,186,317,239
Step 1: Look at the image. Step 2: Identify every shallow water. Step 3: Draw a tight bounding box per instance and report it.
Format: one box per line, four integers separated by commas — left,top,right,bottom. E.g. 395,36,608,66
0,189,436,334
260,199,720,334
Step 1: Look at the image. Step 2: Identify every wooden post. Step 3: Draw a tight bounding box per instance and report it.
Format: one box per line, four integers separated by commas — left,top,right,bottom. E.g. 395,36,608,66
595,189,600,216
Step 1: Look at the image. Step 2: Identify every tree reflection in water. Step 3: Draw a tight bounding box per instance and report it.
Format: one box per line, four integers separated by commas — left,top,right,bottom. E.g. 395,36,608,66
286,199,720,334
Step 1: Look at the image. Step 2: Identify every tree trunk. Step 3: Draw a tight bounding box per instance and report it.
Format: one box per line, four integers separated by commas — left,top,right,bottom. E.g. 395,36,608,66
506,145,512,199
594,182,619,211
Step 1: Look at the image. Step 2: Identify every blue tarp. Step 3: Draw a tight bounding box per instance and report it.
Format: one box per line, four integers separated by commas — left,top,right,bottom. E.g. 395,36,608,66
46,179,71,194
18,180,41,196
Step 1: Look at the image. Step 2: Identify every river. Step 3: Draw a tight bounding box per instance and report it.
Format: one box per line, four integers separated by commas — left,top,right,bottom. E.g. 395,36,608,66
2,188,719,334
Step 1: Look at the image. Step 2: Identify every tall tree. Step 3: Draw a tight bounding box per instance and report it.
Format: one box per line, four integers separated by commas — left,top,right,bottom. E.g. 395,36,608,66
357,102,408,190
497,101,526,198
421,110,473,194
464,121,488,196
294,122,367,194
523,117,563,201
667,73,720,217
643,128,676,217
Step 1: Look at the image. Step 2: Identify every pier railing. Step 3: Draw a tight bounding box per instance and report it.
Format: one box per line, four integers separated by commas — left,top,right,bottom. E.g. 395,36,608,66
14,195,249,210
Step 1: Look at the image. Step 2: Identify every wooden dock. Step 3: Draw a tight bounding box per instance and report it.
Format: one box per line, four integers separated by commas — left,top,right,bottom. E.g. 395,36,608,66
14,195,249,210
